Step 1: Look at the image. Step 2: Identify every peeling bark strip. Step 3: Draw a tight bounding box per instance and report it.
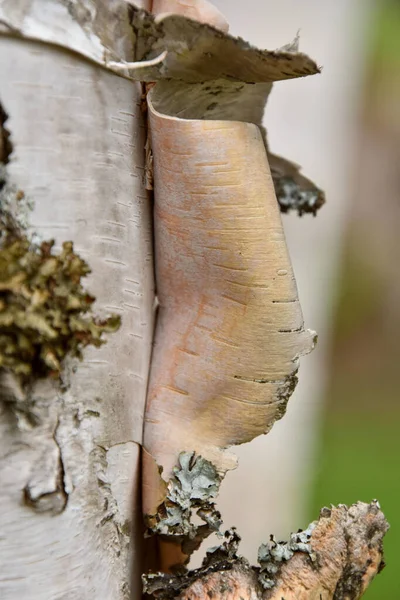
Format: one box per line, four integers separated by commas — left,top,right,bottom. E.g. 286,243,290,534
143,502,389,600
142,18,319,565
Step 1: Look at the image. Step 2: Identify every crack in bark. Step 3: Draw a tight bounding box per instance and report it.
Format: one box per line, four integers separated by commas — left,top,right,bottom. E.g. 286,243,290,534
94,444,133,554
23,417,68,515
0,100,12,167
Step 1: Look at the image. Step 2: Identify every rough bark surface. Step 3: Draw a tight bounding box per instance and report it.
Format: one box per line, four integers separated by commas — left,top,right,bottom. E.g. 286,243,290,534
143,502,389,600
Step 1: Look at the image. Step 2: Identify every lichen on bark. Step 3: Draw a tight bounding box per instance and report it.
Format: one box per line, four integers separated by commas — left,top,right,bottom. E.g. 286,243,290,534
257,523,316,589
0,235,121,378
143,501,389,600
0,102,121,383
145,452,223,559
143,528,242,598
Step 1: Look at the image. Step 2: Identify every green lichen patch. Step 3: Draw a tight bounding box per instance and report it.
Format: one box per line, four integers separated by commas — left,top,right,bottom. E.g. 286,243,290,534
0,105,120,387
145,452,223,557
0,235,121,379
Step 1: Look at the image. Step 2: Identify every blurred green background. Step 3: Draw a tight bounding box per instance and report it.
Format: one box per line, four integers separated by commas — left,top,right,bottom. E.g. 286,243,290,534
308,1,400,597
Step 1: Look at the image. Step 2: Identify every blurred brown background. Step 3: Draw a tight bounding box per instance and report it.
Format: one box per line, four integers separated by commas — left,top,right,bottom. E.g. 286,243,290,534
203,1,400,597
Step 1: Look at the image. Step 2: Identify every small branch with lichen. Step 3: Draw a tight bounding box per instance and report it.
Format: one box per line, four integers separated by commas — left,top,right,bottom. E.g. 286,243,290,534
144,501,388,600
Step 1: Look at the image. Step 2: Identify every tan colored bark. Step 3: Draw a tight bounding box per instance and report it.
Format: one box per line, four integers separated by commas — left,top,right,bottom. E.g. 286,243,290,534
144,502,388,600
142,0,319,572
145,95,316,488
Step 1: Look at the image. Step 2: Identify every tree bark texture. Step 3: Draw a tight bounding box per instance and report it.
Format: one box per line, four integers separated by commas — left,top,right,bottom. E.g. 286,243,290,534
0,2,154,598
144,502,388,600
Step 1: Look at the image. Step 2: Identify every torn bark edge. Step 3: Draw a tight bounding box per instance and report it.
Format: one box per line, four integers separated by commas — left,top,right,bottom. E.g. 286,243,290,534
143,501,389,600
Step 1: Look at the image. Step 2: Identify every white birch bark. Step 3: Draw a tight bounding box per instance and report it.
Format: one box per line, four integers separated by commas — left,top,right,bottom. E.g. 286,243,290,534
0,2,153,598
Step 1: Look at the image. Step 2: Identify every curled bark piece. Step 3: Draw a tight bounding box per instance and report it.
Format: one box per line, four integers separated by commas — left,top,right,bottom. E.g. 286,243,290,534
143,74,317,570
142,2,323,571
143,501,389,600
132,6,323,213
131,8,319,83
130,6,324,213
145,86,316,480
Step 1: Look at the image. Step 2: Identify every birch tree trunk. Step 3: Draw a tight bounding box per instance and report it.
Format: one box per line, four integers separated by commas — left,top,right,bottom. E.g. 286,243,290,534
0,2,388,600
0,2,154,598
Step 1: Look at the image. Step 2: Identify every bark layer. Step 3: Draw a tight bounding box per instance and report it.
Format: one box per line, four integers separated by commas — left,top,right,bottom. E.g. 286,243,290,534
143,501,389,600
0,32,154,600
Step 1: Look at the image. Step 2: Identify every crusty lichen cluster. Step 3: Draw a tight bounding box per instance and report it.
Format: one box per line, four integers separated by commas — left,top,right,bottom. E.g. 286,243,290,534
0,235,120,378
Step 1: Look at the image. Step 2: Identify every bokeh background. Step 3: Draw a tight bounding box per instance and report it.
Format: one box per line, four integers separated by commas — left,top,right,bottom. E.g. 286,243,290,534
309,2,400,598
199,1,400,597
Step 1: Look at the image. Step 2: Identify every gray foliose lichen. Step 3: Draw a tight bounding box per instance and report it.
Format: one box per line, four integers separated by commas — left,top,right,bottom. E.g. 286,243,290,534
257,522,317,589
145,452,223,556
